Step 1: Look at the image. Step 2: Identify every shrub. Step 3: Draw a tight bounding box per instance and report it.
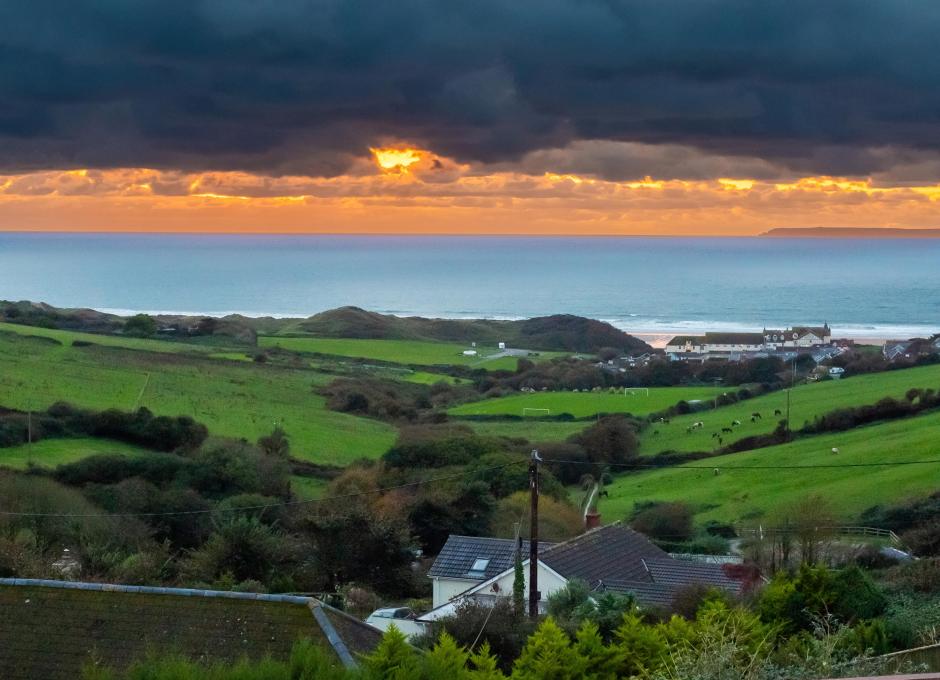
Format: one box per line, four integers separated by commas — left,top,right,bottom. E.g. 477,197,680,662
123,313,157,337
629,502,694,542
570,415,639,466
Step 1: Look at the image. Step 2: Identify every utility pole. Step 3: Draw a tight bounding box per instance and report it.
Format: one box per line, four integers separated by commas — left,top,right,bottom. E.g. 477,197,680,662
528,449,541,618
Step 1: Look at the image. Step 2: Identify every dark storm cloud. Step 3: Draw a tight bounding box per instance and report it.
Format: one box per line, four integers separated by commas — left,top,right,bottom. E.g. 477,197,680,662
2,0,940,178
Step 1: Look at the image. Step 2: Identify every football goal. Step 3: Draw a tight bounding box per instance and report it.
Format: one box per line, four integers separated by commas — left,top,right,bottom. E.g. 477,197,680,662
623,387,650,397
523,408,551,417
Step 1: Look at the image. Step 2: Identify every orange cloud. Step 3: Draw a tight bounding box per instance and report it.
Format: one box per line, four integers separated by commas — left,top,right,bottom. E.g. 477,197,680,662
2,152,940,235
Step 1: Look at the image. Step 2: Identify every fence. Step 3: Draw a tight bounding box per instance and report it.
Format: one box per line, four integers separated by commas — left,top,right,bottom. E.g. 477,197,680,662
736,525,903,547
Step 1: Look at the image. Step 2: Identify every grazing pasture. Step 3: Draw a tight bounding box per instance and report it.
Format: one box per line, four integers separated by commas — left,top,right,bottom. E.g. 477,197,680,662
0,331,396,466
0,437,150,469
601,409,940,525
642,363,940,455
259,336,561,369
448,386,725,418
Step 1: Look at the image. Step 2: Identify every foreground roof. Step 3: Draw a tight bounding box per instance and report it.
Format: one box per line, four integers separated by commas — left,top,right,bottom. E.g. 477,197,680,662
541,524,669,583
429,535,554,581
0,578,382,680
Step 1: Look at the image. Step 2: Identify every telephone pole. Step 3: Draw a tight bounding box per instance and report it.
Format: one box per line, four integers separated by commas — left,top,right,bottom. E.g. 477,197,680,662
528,449,541,618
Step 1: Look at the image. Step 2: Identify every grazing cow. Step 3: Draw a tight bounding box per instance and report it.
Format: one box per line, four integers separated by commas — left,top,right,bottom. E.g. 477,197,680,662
712,432,719,438
722,427,733,434
692,421,704,429
653,430,660,436
732,420,741,426
713,468,720,476
774,409,782,416
831,447,840,455
752,412,762,419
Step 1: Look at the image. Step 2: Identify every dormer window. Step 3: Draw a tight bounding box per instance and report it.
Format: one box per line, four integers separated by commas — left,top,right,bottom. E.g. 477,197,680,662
467,558,490,578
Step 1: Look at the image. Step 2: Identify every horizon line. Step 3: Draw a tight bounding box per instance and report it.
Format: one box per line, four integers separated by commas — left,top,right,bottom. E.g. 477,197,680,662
4,227,940,239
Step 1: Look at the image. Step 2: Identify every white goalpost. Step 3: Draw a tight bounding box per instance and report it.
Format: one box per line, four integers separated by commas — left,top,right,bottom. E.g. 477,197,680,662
523,408,551,417
623,387,650,397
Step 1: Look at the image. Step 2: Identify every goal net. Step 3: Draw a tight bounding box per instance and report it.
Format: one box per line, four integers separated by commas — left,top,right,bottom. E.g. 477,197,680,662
523,408,551,417
623,388,650,397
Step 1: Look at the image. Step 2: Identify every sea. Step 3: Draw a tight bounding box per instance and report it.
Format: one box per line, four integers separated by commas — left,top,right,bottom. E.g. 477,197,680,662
1,232,938,345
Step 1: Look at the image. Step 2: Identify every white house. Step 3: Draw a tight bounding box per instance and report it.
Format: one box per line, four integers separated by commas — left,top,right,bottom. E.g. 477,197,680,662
763,325,832,349
421,525,749,621
666,325,832,358
665,332,766,354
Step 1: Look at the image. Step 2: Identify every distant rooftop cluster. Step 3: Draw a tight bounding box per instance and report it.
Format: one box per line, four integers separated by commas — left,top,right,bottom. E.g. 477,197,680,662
666,324,836,361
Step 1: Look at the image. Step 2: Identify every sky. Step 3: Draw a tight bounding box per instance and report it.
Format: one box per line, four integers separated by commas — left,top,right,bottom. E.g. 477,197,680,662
3,1,940,235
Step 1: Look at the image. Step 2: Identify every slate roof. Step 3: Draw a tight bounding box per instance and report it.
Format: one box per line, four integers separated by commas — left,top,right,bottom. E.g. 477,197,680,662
0,579,382,680
597,557,746,609
702,332,766,345
644,558,744,593
599,580,681,608
666,335,701,346
540,524,669,583
428,535,554,581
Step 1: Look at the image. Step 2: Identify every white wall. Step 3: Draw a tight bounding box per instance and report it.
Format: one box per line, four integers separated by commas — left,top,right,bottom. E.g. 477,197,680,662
470,562,568,608
432,577,481,608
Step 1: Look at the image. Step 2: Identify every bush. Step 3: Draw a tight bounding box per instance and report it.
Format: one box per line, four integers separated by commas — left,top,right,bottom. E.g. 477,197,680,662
629,502,694,542
570,416,639,466
123,313,157,337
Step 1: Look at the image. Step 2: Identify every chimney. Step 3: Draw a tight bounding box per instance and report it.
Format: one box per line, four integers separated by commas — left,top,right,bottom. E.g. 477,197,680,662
585,510,601,530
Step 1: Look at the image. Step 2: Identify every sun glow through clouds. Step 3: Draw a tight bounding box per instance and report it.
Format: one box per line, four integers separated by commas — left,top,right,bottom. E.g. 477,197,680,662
371,147,424,173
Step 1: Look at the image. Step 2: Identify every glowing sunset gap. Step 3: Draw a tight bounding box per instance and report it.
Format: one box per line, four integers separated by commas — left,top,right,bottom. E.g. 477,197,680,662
2,147,940,235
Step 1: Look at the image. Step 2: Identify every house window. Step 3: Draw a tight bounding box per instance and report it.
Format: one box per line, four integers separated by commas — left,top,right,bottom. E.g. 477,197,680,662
467,558,490,578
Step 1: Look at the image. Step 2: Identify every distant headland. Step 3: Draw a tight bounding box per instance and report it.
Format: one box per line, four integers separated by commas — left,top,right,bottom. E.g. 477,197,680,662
760,227,940,238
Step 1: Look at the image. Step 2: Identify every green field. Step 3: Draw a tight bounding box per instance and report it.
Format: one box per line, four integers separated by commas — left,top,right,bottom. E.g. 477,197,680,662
448,387,725,418
0,437,150,469
259,336,560,370
600,410,940,525
290,475,330,500
642,363,940,455
0,321,216,355
0,330,396,466
402,371,469,385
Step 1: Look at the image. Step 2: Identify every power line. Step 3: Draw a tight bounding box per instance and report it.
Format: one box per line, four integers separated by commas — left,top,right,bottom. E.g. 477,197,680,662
0,460,527,519
541,458,940,470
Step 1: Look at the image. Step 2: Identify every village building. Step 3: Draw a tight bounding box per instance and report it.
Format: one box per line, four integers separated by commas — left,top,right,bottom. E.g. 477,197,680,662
422,524,751,621
665,324,832,360
0,578,382,679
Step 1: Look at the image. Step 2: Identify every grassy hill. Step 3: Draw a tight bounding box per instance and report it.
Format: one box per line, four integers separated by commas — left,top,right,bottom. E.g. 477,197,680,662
449,386,725,418
0,329,395,466
279,307,650,353
0,321,218,355
641,364,940,455
600,409,940,525
257,336,556,370
0,437,150,469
